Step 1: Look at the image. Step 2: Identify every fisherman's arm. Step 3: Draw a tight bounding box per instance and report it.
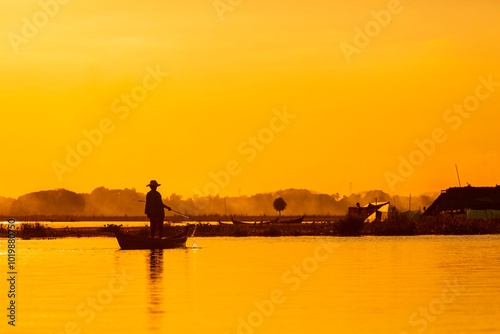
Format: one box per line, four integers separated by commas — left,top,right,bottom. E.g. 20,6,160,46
159,194,171,211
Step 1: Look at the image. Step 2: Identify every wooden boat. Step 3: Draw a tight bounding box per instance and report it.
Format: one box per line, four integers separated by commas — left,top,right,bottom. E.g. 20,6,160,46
114,226,189,250
231,218,252,225
272,216,305,224
231,218,275,225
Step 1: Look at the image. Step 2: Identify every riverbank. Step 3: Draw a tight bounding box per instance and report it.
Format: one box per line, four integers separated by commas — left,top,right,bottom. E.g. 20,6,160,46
0,215,339,222
3,216,499,239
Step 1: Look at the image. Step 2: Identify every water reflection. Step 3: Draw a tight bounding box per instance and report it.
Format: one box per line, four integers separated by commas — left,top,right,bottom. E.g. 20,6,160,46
147,249,164,332
14,236,500,334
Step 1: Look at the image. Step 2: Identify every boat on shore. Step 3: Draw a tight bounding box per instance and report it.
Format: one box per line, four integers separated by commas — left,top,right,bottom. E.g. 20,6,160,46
114,226,190,250
231,218,254,225
271,216,305,224
229,216,304,225
231,218,277,225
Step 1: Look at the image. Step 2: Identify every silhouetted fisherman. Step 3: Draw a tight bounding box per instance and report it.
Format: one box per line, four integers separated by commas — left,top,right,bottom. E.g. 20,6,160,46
145,180,171,238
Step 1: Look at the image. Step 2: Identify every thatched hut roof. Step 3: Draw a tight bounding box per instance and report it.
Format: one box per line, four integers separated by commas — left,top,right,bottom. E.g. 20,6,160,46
423,186,500,216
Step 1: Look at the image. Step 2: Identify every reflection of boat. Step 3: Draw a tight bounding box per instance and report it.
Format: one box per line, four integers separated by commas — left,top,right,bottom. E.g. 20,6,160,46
114,226,189,250
272,216,305,224
218,221,232,225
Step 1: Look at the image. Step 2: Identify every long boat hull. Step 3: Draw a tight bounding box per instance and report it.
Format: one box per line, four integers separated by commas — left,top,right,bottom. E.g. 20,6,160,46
231,218,253,225
231,218,276,225
231,217,303,224
272,216,305,224
114,227,189,250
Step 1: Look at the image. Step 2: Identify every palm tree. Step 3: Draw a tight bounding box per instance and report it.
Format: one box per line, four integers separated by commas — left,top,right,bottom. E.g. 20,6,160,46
273,197,287,217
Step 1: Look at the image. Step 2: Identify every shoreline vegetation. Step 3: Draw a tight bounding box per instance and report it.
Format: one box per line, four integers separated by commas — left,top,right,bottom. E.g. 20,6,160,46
0,214,341,222
2,215,499,239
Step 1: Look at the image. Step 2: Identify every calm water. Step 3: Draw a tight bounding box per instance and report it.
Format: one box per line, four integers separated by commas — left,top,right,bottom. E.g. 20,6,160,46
1,235,499,334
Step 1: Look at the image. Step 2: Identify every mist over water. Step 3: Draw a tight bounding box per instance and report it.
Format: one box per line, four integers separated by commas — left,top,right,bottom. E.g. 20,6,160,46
0,187,436,217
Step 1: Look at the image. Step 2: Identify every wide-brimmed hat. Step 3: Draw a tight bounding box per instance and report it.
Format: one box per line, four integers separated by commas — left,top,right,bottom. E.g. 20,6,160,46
146,180,161,187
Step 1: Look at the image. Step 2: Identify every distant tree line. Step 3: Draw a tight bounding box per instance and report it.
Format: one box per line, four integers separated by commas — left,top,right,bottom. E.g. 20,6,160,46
0,187,437,217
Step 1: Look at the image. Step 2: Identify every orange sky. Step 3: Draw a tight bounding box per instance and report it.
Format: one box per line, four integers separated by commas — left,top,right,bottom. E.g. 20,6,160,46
1,0,499,199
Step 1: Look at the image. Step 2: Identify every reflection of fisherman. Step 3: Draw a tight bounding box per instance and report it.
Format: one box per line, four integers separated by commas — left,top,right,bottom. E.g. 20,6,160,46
145,180,171,238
